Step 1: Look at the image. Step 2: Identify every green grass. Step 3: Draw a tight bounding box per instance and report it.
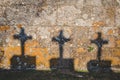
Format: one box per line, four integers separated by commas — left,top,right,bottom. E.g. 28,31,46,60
76,70,88,72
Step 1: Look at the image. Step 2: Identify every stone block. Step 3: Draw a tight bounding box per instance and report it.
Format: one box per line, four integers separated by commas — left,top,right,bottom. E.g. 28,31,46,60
11,55,36,70
50,58,74,71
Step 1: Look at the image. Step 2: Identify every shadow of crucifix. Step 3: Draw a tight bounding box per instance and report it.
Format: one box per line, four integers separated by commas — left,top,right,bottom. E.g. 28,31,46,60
91,32,108,62
87,32,112,73
52,30,70,61
11,27,36,70
50,30,74,71
13,27,32,56
52,30,70,67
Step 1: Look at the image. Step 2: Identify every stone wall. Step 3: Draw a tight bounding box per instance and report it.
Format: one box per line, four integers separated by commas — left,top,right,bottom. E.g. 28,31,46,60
0,0,120,71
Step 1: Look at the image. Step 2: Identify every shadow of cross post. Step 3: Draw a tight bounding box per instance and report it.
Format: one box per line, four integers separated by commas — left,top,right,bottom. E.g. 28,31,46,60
52,30,70,68
11,27,36,70
11,27,34,70
87,32,111,73
91,32,108,62
13,27,32,56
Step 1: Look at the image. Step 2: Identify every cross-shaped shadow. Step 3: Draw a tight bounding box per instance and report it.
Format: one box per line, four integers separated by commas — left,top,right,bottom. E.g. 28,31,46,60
91,32,108,61
13,27,32,56
52,30,70,61
10,27,36,70
50,30,74,71
87,32,112,73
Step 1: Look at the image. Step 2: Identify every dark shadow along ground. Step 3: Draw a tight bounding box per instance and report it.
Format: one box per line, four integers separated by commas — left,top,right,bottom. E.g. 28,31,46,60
0,70,120,80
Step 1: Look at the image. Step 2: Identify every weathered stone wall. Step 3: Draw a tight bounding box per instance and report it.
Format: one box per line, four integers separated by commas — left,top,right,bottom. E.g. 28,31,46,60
0,0,120,71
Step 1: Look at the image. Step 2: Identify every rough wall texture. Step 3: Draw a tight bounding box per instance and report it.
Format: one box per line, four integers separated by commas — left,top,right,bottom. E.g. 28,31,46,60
0,0,120,71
